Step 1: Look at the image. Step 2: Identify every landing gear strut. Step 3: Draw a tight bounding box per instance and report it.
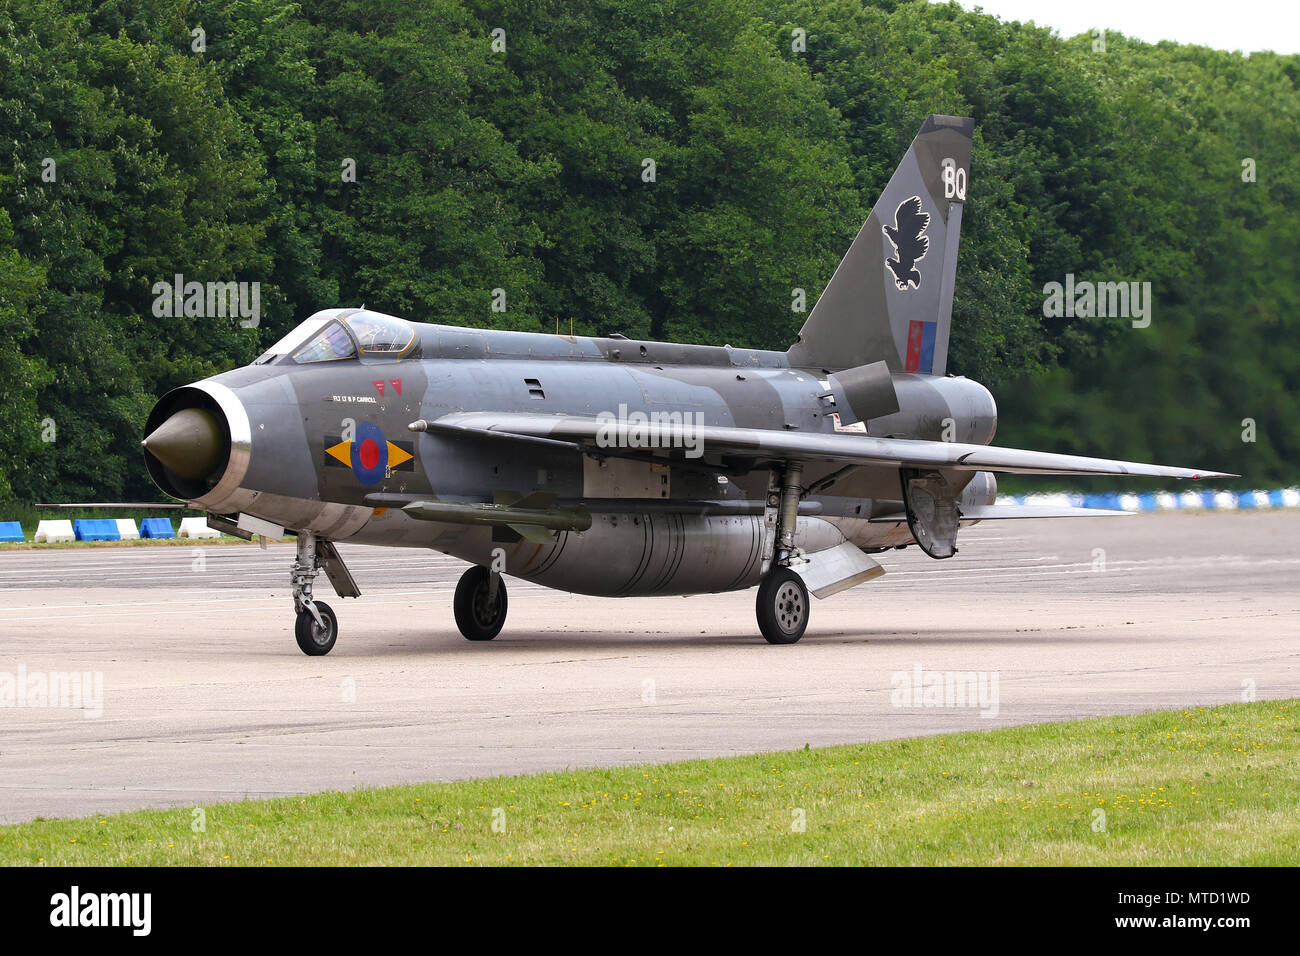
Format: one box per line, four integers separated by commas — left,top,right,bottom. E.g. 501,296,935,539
756,461,811,645
454,565,508,641
292,530,337,655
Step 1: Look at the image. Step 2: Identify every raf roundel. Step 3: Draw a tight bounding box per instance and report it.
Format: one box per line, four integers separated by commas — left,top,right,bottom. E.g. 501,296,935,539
323,422,415,486
350,422,389,485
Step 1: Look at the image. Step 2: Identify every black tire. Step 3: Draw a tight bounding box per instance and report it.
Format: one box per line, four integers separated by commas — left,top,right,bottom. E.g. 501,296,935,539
295,600,338,656
756,568,809,645
454,566,508,641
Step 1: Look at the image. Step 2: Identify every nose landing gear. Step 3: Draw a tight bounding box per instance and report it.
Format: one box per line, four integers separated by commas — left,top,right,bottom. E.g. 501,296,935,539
290,530,359,655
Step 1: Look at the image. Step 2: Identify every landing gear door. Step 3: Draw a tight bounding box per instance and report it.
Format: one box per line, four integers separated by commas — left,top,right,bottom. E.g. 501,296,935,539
900,468,960,559
320,539,362,598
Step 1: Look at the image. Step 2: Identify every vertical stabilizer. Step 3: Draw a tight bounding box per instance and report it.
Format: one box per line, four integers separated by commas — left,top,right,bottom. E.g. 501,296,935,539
788,114,973,375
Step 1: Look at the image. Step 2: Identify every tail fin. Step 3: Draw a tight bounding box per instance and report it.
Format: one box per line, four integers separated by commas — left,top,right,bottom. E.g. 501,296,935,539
788,114,973,375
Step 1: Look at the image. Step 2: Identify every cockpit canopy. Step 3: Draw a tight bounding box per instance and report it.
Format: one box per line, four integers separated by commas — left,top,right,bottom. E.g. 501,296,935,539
254,309,417,365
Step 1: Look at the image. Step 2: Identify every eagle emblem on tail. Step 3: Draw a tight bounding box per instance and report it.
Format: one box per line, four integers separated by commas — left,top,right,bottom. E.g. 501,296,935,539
882,196,930,290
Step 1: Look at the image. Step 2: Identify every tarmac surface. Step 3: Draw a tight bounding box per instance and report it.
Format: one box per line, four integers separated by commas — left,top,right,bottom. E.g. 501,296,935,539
1,510,1296,822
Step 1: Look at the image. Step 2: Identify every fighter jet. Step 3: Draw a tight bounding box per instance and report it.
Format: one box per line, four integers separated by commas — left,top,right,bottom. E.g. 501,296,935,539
139,114,1231,655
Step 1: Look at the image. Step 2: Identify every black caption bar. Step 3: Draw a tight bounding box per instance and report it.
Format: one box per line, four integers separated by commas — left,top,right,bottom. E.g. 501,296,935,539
0,865,1280,942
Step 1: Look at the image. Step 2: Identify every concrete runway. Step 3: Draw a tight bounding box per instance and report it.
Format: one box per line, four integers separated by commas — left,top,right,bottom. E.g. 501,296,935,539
1,511,1296,823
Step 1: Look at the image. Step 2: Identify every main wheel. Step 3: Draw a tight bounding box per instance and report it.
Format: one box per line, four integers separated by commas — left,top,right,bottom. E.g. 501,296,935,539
756,568,809,645
295,600,338,656
454,566,508,641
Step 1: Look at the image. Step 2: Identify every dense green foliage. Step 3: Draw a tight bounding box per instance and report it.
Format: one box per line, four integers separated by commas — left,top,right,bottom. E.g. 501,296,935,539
1,0,1295,501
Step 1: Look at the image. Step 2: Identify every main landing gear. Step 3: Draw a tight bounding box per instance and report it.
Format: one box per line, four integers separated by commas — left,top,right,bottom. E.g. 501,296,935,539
454,565,509,641
755,460,811,645
756,567,809,645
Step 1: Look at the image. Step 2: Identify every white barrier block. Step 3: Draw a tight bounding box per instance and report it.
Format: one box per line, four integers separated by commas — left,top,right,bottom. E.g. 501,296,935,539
1178,491,1204,509
1213,491,1238,510
34,519,75,543
1026,493,1074,508
178,517,221,539
1155,492,1177,510
1119,494,1141,512
1283,488,1300,508
115,518,140,540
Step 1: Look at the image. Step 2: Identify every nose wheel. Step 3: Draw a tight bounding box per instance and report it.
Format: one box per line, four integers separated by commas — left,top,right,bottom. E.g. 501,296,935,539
756,567,809,644
295,600,338,655
454,565,508,641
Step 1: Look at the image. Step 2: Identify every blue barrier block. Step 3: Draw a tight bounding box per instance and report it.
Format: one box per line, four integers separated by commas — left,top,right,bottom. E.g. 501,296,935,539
0,521,24,542
1083,493,1123,510
140,517,175,539
74,519,120,541
1268,490,1287,507
1236,491,1257,509
1137,493,1157,512
1201,490,1217,509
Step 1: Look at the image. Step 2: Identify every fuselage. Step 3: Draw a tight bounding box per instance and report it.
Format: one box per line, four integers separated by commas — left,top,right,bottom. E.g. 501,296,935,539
144,309,999,596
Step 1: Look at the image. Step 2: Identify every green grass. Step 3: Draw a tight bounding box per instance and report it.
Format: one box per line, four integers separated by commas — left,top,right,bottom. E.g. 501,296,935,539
2,700,1296,866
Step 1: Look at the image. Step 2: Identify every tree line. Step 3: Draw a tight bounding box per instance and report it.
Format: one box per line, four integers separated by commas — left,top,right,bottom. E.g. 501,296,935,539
1,0,1295,502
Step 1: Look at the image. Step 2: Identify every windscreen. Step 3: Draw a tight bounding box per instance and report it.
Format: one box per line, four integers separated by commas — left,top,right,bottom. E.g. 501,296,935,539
293,321,357,364
253,315,331,364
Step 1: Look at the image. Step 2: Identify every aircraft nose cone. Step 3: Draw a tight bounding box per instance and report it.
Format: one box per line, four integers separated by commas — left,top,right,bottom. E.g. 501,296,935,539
141,407,224,480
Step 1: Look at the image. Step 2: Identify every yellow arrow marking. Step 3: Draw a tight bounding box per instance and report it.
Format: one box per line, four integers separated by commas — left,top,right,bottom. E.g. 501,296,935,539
387,441,413,467
325,440,352,466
